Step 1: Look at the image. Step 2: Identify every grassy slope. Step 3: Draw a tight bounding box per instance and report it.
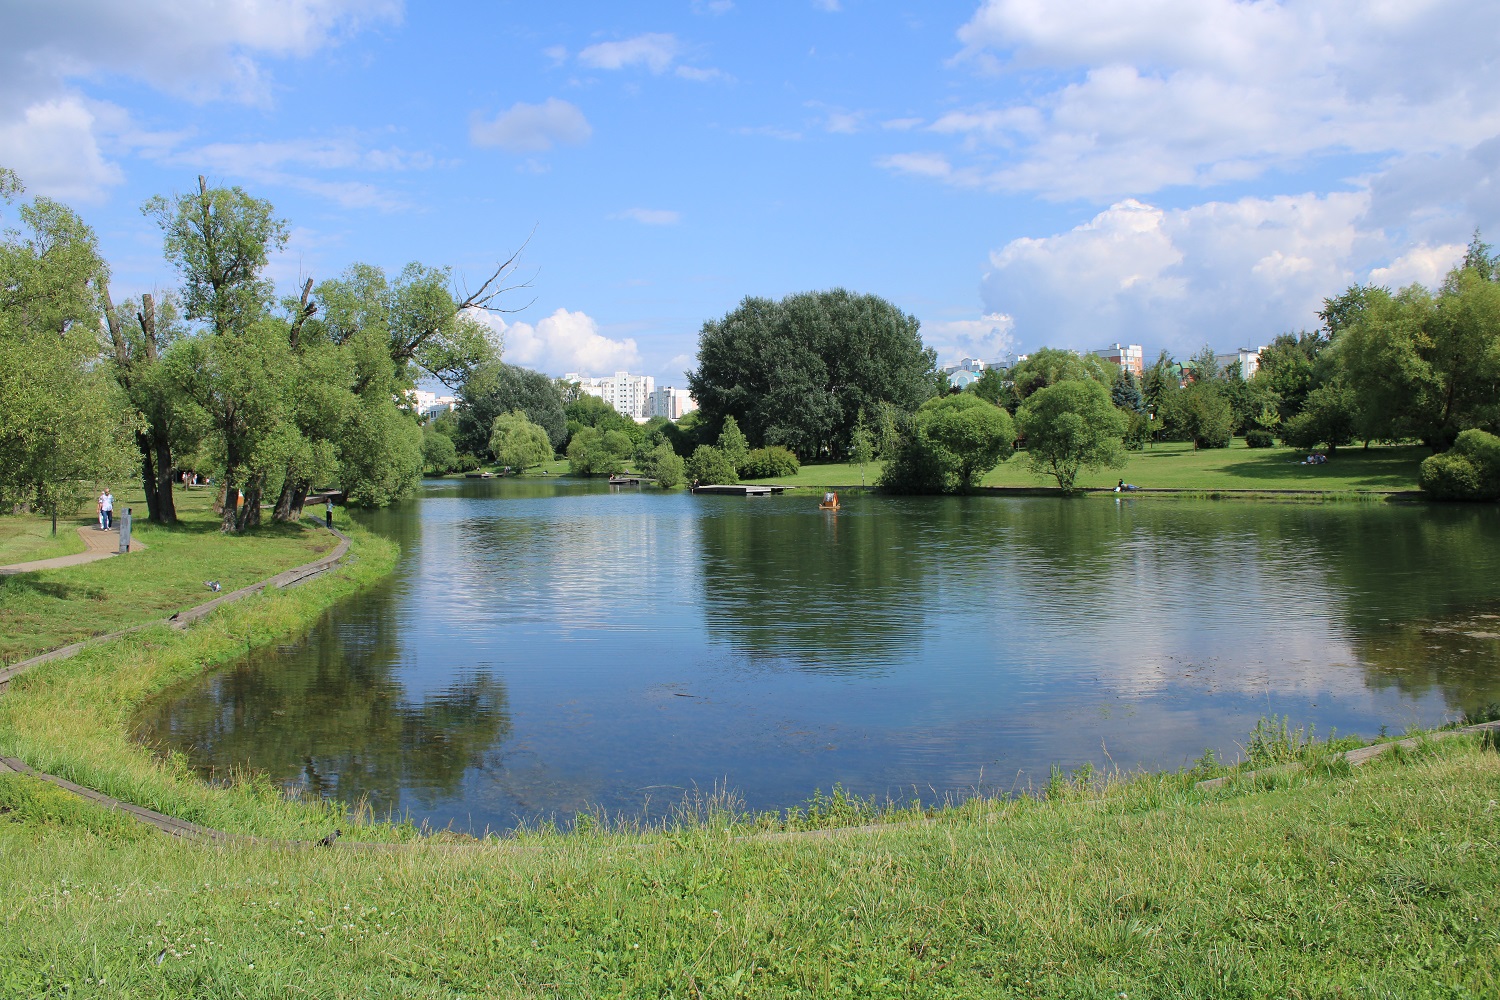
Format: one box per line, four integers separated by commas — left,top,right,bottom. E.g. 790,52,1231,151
0,514,89,565
0,738,1495,997
0,520,403,844
742,441,1428,493
0,487,338,664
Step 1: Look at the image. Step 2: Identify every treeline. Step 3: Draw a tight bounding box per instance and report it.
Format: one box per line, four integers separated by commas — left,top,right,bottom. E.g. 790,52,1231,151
0,167,511,532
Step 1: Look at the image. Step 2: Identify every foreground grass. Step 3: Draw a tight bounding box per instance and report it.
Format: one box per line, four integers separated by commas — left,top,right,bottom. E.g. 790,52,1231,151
741,440,1427,494
0,487,340,664
0,736,1495,997
0,520,403,844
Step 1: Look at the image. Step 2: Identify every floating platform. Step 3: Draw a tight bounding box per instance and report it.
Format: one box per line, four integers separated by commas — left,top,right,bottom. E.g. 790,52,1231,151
464,471,496,478
608,475,644,486
691,484,789,496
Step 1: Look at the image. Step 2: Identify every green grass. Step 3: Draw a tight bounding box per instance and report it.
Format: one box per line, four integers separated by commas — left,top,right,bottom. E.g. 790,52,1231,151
742,440,1427,494
0,486,341,664
0,736,1495,997
0,513,89,565
0,521,405,845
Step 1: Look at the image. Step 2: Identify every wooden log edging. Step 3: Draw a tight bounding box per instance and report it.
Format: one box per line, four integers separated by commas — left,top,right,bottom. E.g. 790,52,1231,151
0,520,348,691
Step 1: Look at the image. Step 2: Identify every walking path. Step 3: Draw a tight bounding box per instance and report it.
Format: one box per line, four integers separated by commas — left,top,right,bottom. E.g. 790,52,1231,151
0,525,147,576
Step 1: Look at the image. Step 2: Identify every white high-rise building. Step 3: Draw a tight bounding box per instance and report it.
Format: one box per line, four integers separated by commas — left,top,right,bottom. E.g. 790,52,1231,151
1092,344,1144,377
647,386,697,420
562,371,656,419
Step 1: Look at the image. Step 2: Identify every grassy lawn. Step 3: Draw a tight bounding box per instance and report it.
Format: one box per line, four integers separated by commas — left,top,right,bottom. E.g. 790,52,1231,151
743,441,1428,493
0,736,1495,996
0,485,340,664
0,514,89,565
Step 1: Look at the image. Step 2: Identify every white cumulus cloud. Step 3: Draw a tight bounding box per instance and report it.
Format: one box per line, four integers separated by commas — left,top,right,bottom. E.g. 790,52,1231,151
923,313,1017,367
470,99,592,153
475,308,642,375
578,33,680,74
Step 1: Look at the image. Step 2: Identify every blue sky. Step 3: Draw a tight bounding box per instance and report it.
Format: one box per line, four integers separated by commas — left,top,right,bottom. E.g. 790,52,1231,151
6,1,1499,385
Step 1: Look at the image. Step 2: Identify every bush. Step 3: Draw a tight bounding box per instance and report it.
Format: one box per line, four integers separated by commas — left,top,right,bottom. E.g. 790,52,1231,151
1420,429,1500,500
640,441,686,489
687,444,738,485
740,446,801,479
1245,428,1275,448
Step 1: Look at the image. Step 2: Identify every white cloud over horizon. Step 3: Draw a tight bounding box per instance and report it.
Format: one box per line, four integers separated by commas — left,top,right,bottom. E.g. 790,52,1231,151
923,313,1017,366
982,194,1472,357
474,307,642,375
610,208,682,226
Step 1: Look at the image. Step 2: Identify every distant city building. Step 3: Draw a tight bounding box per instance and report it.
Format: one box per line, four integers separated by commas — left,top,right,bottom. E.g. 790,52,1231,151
647,386,697,420
1215,348,1262,381
407,389,458,419
563,371,656,419
1092,343,1144,378
941,357,996,390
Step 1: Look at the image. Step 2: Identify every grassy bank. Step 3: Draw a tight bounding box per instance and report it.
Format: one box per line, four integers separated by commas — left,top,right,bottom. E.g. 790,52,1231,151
1,732,1496,996
0,518,404,844
739,440,1428,494
0,514,89,565
1,487,344,664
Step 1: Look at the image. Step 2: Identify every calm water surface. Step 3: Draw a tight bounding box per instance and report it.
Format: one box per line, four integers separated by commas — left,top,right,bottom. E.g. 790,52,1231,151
135,480,1500,833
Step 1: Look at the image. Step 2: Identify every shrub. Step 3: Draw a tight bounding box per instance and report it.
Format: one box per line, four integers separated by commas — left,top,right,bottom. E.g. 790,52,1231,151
640,441,686,489
1420,429,1500,500
1245,428,1275,448
687,444,738,485
740,446,801,480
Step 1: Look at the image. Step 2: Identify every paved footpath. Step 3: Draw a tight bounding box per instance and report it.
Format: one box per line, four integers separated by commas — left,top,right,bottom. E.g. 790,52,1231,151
0,525,147,576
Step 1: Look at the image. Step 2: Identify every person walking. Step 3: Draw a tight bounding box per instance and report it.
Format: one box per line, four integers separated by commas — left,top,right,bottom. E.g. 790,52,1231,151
101,489,114,529
97,491,106,530
325,496,334,529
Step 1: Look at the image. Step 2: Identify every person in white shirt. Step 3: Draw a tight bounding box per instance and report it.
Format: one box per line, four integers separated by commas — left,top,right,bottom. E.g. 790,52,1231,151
100,489,114,529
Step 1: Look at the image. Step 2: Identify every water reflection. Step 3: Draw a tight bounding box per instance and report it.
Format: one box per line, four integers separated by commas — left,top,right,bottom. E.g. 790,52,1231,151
135,481,1500,833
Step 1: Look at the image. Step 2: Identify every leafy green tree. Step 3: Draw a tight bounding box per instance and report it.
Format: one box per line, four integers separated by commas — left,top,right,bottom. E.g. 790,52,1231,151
456,362,565,457
421,423,458,474
1337,270,1500,450
920,394,1015,489
1016,379,1127,491
717,415,749,472
966,367,1016,410
688,288,937,458
1175,380,1234,449
489,410,553,472
640,440,686,488
687,444,738,485
877,415,951,494
0,182,137,532
1279,382,1357,453
1009,348,1113,403
566,426,631,475
849,407,875,486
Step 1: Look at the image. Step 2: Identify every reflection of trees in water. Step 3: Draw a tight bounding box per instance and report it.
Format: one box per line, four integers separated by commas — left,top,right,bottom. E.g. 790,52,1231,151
695,501,935,672
1344,611,1500,715
134,585,511,816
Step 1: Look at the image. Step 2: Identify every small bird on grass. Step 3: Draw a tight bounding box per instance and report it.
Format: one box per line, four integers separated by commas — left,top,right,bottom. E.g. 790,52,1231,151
204,580,221,592
317,829,342,847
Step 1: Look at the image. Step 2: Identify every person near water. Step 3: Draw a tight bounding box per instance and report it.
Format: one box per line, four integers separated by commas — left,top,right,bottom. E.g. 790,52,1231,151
325,497,334,528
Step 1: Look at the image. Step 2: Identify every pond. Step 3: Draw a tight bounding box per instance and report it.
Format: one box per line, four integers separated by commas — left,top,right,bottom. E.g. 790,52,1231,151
134,479,1500,834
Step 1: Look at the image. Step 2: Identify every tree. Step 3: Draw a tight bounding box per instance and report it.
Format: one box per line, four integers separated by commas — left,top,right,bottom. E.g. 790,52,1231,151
966,367,1016,410
687,445,738,485
566,426,631,475
1337,272,1500,451
717,415,749,473
456,362,565,457
0,180,136,532
103,290,187,524
877,395,1014,494
688,288,937,459
849,407,874,486
1008,348,1113,403
1420,428,1500,500
488,410,553,472
1111,369,1144,412
1175,380,1234,449
1016,379,1127,491
1279,382,1357,453
639,440,686,488
421,423,458,474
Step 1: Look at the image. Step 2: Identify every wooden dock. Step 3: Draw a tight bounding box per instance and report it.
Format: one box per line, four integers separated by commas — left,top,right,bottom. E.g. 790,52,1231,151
691,484,789,496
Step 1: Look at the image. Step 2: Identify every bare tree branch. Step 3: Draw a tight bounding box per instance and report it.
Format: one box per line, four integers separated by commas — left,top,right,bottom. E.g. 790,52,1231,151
456,226,539,315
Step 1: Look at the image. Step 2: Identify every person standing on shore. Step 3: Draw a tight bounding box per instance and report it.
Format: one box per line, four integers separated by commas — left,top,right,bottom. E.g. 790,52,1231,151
325,497,334,529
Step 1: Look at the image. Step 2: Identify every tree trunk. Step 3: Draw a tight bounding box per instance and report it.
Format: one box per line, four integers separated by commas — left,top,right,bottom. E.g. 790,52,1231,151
272,475,311,522
154,434,177,524
138,432,160,524
237,472,265,531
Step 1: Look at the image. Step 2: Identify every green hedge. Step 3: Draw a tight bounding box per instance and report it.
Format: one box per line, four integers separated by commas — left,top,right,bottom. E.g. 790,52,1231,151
1419,429,1500,500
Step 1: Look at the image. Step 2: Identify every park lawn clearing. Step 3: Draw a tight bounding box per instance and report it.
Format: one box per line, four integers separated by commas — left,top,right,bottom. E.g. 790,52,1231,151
0,514,90,566
0,736,1494,996
0,484,340,663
